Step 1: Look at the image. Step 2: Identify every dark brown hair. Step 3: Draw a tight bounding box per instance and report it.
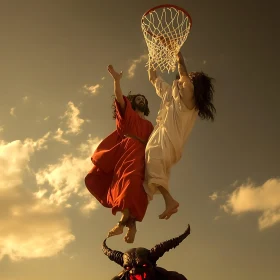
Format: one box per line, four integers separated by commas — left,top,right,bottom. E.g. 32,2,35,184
112,92,150,119
191,71,216,121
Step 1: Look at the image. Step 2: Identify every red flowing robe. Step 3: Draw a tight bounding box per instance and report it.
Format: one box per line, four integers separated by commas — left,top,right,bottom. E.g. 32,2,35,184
85,96,154,222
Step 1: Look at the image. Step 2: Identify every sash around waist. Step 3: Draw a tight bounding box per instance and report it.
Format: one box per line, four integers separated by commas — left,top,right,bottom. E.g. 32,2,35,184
124,134,147,145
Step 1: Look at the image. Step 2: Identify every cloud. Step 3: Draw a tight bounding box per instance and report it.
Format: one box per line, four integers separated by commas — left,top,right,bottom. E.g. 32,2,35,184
61,102,85,135
215,178,280,230
10,107,16,117
0,126,3,133
128,54,148,78
0,133,75,262
35,136,101,209
44,116,49,121
80,199,98,215
0,195,75,262
0,94,104,262
0,133,50,191
101,77,105,80
209,192,218,201
22,96,29,103
53,128,69,144
83,84,101,96
0,135,50,186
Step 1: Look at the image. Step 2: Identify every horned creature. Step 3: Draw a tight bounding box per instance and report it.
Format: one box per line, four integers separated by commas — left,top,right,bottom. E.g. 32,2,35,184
102,224,191,280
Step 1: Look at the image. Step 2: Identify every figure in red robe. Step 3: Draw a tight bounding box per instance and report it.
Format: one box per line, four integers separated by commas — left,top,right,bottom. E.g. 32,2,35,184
85,65,154,243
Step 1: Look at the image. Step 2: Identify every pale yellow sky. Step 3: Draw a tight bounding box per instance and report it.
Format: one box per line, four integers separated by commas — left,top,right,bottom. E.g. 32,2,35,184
0,0,279,280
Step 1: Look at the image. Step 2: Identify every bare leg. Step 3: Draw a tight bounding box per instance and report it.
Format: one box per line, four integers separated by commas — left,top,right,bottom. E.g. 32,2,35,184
124,217,137,244
157,186,179,220
107,209,130,238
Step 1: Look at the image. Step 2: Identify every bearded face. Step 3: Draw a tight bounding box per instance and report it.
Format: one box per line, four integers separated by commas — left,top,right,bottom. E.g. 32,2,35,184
132,95,148,113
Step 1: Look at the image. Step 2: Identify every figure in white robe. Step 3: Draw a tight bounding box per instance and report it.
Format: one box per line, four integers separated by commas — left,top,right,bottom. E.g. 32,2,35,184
145,51,216,219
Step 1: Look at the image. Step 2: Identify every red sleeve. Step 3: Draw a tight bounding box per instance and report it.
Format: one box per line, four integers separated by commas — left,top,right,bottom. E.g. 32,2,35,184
115,96,136,135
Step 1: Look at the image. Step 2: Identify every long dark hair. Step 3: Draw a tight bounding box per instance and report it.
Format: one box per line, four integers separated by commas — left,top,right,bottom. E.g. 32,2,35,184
191,72,216,121
112,92,150,119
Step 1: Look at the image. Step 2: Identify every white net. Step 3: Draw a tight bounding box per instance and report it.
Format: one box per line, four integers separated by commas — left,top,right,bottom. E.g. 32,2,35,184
141,6,192,73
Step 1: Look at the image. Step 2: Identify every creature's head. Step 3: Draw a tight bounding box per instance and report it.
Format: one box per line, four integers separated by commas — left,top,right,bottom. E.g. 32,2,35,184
102,224,191,280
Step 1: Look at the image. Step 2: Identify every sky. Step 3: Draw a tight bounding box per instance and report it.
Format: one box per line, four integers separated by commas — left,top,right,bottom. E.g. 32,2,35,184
0,0,279,279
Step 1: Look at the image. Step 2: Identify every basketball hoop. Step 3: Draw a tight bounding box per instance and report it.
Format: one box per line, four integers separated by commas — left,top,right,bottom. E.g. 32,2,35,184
141,4,192,73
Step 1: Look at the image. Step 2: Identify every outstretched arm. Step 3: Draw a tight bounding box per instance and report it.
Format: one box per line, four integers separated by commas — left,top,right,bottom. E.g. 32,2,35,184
149,67,171,99
177,52,188,79
148,67,157,85
108,65,125,110
176,53,195,109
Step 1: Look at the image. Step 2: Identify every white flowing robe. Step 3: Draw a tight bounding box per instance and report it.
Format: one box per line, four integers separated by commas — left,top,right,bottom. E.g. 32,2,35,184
144,76,198,200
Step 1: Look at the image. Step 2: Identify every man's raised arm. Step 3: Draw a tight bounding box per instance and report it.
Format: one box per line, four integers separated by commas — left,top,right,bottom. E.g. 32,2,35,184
148,67,157,85
177,52,188,79
176,53,195,109
108,65,125,110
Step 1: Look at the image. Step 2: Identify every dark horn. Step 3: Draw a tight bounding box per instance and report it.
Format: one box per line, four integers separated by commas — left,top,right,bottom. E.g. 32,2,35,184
149,224,191,263
102,238,124,267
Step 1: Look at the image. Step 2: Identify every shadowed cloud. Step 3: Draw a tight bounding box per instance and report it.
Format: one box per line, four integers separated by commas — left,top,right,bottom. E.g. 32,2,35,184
212,178,280,230
127,54,148,79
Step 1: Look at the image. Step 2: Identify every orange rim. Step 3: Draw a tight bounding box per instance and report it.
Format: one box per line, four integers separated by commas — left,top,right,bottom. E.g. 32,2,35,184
141,4,192,31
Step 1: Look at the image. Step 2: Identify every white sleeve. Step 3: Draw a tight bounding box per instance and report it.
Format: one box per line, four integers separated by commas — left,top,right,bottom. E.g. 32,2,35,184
154,76,171,99
173,81,193,113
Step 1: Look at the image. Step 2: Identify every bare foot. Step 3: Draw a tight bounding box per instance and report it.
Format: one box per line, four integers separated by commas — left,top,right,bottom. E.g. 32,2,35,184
159,199,179,220
164,208,178,220
107,223,124,238
124,220,137,244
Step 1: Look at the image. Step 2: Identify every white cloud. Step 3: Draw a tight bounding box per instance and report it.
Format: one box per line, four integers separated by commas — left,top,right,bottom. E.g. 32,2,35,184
83,84,101,96
209,192,218,201
80,199,98,215
0,133,50,191
22,96,29,103
217,178,280,230
0,134,49,190
0,95,104,262
101,77,105,80
61,102,85,135
35,136,101,209
128,54,148,79
44,116,50,121
53,128,69,145
10,107,16,117
0,199,75,262
0,133,75,262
